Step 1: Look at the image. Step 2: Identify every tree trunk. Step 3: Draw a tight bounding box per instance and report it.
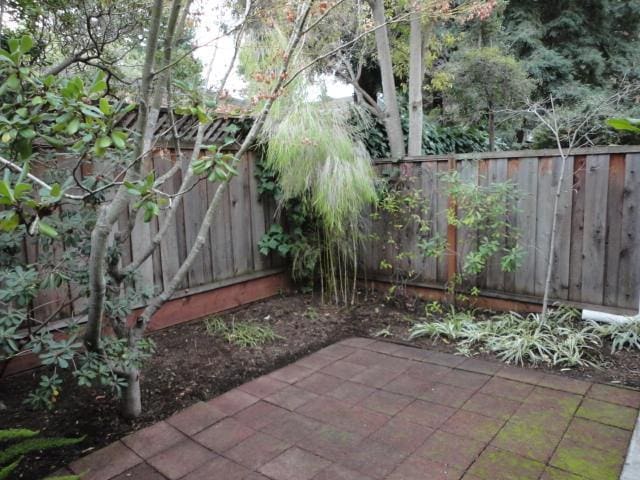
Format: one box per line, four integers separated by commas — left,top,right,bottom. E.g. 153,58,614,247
119,2,315,418
488,109,495,151
122,368,141,419
368,0,405,159
541,154,568,318
407,6,423,156
84,0,165,351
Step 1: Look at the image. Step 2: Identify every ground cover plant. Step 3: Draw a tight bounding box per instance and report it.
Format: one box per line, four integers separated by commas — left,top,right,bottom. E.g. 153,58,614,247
0,428,82,479
410,303,640,368
204,316,283,348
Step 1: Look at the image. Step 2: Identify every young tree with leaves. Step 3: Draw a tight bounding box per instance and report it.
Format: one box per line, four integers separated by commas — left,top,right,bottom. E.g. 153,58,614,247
445,46,532,150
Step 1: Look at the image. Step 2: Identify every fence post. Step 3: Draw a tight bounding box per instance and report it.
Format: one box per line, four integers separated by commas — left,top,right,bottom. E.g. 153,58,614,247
446,156,457,299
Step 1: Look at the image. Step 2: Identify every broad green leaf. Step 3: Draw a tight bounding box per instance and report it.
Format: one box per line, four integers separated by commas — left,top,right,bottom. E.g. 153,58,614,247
41,135,64,148
13,183,32,199
66,118,80,135
20,36,33,53
19,129,36,139
111,131,127,149
606,117,640,134
96,136,112,149
0,212,19,231
37,221,59,239
99,98,112,115
0,181,15,203
5,75,19,90
7,38,19,54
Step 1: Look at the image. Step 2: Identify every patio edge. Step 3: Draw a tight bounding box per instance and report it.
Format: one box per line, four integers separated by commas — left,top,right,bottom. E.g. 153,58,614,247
621,411,640,479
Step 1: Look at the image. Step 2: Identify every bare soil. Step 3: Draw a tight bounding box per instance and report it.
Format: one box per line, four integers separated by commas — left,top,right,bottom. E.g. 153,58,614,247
2,290,640,480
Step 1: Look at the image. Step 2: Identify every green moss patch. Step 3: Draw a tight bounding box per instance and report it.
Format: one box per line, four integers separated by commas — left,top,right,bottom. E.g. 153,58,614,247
541,466,587,480
492,418,563,462
550,438,623,480
576,398,638,430
468,447,545,480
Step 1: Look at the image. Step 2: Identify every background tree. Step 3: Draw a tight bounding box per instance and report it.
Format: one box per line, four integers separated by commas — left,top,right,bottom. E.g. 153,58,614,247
444,46,532,150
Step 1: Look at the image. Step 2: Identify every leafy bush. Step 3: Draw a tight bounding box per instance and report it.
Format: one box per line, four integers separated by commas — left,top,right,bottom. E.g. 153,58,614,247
410,305,604,367
204,317,283,348
0,428,82,479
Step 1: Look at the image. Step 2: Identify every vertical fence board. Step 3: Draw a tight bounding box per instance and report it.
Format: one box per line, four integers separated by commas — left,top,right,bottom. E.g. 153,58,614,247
485,158,509,291
421,161,439,283
568,156,587,301
534,157,555,298
552,156,574,300
580,155,610,304
248,153,268,272
618,153,640,309
534,156,573,300
435,161,450,283
130,208,155,291
155,152,181,289
513,157,538,295
229,156,254,275
604,154,626,306
209,180,234,281
183,167,207,287
456,159,479,287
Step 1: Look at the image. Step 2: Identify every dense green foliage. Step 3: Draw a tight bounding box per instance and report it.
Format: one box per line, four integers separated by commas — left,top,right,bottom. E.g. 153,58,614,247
503,0,640,102
0,428,82,480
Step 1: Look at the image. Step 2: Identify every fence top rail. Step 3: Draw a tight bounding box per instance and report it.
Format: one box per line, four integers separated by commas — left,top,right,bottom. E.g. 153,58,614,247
373,145,640,164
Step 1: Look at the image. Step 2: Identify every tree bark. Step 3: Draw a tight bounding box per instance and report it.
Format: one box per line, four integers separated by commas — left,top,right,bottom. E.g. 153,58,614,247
122,368,141,419
488,109,495,151
85,0,165,351
367,0,405,159
541,153,567,318
407,5,423,156
121,0,313,417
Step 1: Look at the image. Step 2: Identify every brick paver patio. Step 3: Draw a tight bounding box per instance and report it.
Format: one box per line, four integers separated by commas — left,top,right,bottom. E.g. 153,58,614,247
58,338,640,480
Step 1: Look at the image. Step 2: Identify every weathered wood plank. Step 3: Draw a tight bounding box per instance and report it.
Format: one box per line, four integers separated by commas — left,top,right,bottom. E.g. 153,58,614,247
580,154,610,304
183,161,207,287
535,156,574,299
456,159,480,288
618,153,640,309
229,155,254,275
154,151,181,291
248,152,268,272
568,156,586,301
534,157,555,297
551,155,574,300
512,157,538,296
129,207,154,291
604,154,626,306
421,161,439,283
209,179,234,280
485,158,508,291
435,160,450,283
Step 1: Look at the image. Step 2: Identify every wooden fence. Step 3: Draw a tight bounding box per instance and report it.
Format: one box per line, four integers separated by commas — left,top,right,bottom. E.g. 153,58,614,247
21,148,280,326
365,146,640,313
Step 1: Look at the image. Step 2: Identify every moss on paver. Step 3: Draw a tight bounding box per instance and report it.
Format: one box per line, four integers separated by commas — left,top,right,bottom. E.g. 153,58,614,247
541,466,587,480
576,398,638,430
492,418,562,461
550,439,623,480
468,448,545,480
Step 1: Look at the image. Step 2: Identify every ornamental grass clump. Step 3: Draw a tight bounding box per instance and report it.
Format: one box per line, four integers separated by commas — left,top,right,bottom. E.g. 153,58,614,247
410,305,605,367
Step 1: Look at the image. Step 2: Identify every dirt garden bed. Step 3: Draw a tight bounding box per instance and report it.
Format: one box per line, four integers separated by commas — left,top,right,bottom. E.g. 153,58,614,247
2,291,640,479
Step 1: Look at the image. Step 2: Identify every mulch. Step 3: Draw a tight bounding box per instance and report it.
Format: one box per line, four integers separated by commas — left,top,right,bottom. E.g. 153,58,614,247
2,290,639,479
